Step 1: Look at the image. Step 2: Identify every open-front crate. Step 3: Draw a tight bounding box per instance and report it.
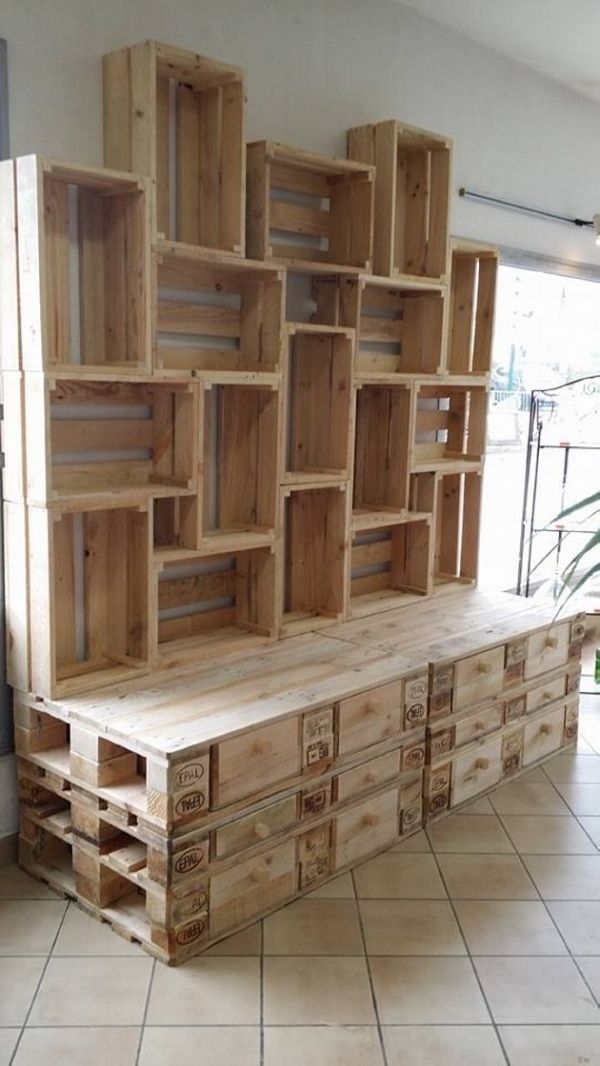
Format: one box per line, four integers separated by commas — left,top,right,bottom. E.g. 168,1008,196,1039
246,141,374,271
411,469,482,588
353,383,412,521
283,324,354,485
349,513,432,617
19,377,198,507
104,41,246,255
26,502,151,699
446,239,498,376
411,380,487,473
155,242,284,376
347,120,451,282
281,485,347,635
156,544,277,668
4,156,151,374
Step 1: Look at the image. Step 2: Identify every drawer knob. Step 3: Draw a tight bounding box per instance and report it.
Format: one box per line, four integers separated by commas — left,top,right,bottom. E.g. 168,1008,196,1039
250,865,270,885
474,720,485,732
253,739,272,757
365,771,377,785
542,691,553,701
475,757,490,771
545,636,558,649
539,723,553,736
477,662,492,675
362,812,380,827
364,702,378,716
253,822,271,840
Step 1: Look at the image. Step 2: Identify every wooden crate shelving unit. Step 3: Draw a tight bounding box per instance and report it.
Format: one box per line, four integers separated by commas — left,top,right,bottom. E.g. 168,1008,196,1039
411,469,483,589
411,379,488,473
447,239,498,376
281,484,348,635
349,513,433,617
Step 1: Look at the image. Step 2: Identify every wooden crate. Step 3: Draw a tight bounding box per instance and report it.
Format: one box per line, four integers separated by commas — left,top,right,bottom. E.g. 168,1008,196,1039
347,120,451,281
283,325,354,485
412,381,487,473
281,485,348,635
104,41,246,255
11,377,198,508
155,242,284,375
349,514,432,617
446,240,498,376
0,156,151,374
411,469,483,587
246,141,374,271
353,383,412,518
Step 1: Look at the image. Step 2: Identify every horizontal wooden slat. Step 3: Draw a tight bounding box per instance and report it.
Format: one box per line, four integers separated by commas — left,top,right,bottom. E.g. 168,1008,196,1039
270,162,330,198
158,606,237,642
352,540,392,568
267,242,329,263
350,571,391,596
361,287,405,312
157,301,242,337
416,409,449,433
52,460,152,491
51,420,153,452
159,570,237,610
270,199,330,238
52,381,153,405
158,259,244,293
356,352,403,374
359,316,403,344
156,346,245,370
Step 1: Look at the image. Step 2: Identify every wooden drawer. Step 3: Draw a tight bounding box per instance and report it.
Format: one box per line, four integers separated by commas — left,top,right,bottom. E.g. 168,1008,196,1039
209,839,296,937
215,718,301,806
338,682,403,756
523,706,564,765
451,735,502,806
335,750,400,804
526,676,566,715
214,795,298,859
333,787,399,869
525,623,570,679
454,704,503,748
454,645,505,711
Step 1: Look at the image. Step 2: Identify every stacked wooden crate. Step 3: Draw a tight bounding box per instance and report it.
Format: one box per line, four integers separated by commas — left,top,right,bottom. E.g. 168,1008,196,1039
0,38,582,963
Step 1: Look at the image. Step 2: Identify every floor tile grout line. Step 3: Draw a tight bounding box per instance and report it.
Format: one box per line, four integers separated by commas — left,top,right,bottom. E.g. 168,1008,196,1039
424,826,511,1066
134,956,156,1066
350,867,389,1066
539,763,600,852
9,895,70,1066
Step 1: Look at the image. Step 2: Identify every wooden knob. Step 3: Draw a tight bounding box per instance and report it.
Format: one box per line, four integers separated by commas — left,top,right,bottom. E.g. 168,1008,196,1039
539,723,553,735
475,757,490,771
253,822,270,840
477,661,491,675
474,720,485,732
545,636,558,649
364,702,378,716
542,691,553,701
365,771,377,785
250,865,270,884
362,812,380,827
253,739,272,756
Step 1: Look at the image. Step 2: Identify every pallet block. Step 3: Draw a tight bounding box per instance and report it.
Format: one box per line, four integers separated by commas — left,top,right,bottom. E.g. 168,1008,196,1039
349,513,433,617
347,119,451,282
281,484,348,635
446,239,498,376
155,241,284,375
0,156,151,374
246,141,374,271
412,380,488,472
104,41,246,255
411,468,482,587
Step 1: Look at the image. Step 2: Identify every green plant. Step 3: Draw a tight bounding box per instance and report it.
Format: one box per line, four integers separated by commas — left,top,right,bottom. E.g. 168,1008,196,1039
552,489,600,605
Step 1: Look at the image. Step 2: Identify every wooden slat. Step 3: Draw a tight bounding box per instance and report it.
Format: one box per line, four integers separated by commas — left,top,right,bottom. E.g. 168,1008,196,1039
359,316,402,344
270,199,329,238
158,605,236,642
159,570,237,610
43,178,71,366
78,190,107,366
51,420,153,452
157,301,241,337
351,571,391,597
352,539,392,568
52,460,152,493
155,75,171,237
416,409,449,434
198,86,221,248
270,162,329,198
176,83,201,245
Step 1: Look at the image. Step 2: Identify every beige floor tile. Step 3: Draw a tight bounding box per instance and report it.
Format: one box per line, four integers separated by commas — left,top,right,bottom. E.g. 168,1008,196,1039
146,956,260,1024
578,817,600,849
359,899,464,955
514,767,548,783
202,922,262,955
522,853,600,899
139,1027,260,1066
29,957,153,1025
0,899,66,955
13,1028,140,1066
547,901,600,954
0,864,60,900
501,814,597,854
454,900,567,954
0,957,45,1024
264,1026,383,1065
474,956,598,1023
456,796,495,814
383,1025,505,1065
576,956,600,1000
545,753,600,784
263,898,364,954
555,783,600,815
428,814,514,853
437,854,537,899
490,781,571,815
353,853,446,899
0,1030,19,1066
306,873,356,897
52,903,143,955
263,956,375,1024
576,735,596,754
389,829,431,852
498,1026,600,1066
370,956,488,1023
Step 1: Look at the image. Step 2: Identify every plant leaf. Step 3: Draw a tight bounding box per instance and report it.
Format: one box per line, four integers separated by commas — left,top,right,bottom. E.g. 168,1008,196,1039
551,490,600,525
557,561,600,608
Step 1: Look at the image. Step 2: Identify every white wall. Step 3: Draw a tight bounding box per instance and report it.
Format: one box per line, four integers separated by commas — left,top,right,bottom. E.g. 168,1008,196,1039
2,0,600,838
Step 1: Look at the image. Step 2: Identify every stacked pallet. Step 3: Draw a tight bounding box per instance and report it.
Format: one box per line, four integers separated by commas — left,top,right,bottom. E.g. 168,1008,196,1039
0,37,582,963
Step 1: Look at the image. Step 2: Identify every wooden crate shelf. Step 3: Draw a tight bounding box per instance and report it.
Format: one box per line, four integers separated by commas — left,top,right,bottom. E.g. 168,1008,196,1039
411,469,482,587
412,380,487,472
349,513,432,617
347,119,451,282
281,484,348,635
155,241,284,375
0,156,151,374
354,383,412,514
246,141,374,271
446,239,498,376
104,41,246,256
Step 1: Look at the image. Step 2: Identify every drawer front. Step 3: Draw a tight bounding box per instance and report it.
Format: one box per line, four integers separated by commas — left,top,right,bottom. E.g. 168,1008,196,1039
215,718,301,806
527,676,566,715
523,706,565,765
338,682,403,756
454,646,505,711
525,623,570,679
214,795,298,859
210,839,296,936
454,704,503,748
451,736,503,807
334,787,399,869
335,750,401,805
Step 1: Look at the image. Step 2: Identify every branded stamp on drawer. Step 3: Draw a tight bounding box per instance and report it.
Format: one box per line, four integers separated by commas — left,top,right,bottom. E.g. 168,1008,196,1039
504,660,525,687
568,640,584,662
431,664,454,694
301,783,331,818
403,740,425,771
302,707,334,772
399,775,423,833
404,673,428,729
564,703,579,741
430,689,452,718
502,729,523,776
425,763,451,817
567,667,582,694
299,824,331,888
506,638,527,667
427,727,453,761
504,695,526,724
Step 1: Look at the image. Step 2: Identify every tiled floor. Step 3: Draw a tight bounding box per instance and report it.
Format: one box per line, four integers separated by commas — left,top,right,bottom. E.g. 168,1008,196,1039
2,694,600,1064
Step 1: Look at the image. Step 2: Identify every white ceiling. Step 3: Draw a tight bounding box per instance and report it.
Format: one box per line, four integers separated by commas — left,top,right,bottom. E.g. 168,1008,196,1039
399,0,600,103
